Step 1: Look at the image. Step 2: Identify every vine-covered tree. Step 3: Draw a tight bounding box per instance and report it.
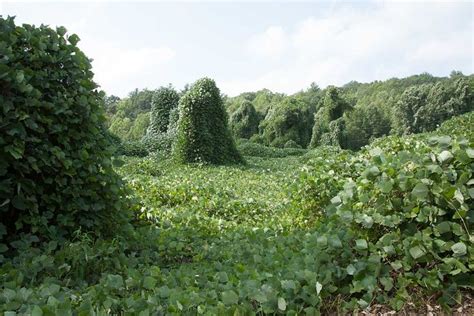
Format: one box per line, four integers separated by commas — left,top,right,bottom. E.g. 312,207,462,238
148,85,180,135
0,17,129,240
260,98,313,148
173,78,243,164
393,78,473,135
344,105,391,150
229,100,260,139
310,86,351,148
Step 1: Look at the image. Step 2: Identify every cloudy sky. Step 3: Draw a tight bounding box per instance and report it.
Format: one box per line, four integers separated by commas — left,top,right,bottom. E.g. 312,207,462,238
1,0,473,97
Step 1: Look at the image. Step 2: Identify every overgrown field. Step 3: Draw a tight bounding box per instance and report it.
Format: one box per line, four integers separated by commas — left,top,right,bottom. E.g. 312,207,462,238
1,113,473,315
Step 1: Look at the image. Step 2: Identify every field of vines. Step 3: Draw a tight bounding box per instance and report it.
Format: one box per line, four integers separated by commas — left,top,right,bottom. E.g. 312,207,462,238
1,112,473,315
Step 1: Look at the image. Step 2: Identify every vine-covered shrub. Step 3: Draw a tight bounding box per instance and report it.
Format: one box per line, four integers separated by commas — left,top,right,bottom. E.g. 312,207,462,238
0,17,129,241
173,78,244,164
148,86,180,135
229,100,260,139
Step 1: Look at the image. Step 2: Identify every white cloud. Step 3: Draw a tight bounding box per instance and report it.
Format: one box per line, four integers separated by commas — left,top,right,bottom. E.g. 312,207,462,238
247,26,287,59
224,1,473,96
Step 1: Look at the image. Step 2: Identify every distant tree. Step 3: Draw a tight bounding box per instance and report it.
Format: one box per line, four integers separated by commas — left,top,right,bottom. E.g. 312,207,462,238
229,101,260,139
173,78,243,164
344,105,391,150
310,87,351,148
104,95,121,115
259,97,313,148
393,79,473,135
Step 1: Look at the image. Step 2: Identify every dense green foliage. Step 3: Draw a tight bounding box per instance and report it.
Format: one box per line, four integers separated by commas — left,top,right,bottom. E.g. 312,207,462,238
173,78,243,164
107,89,154,141
1,17,473,315
260,97,314,148
0,17,129,241
392,78,473,135
1,111,472,314
310,86,351,148
107,72,472,153
229,100,260,139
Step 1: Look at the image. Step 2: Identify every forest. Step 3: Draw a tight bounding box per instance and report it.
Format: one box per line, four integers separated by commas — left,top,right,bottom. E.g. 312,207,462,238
1,16,473,315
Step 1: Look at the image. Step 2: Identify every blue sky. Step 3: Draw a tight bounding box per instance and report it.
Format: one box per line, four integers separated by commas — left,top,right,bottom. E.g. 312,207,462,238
1,1,473,97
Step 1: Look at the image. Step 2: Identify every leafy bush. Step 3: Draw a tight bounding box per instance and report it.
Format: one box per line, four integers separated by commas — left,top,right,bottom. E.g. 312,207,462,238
0,17,129,241
173,78,244,164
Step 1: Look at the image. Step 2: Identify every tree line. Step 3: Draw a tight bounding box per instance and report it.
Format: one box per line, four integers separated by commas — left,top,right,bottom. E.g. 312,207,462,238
106,72,473,153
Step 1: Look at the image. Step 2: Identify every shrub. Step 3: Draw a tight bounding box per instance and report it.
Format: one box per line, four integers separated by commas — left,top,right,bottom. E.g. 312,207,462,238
0,17,129,241
173,78,244,164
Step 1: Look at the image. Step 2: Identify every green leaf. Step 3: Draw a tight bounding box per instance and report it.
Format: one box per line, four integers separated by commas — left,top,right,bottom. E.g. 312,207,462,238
379,180,393,193
412,183,429,200
467,148,474,158
31,305,43,316
436,221,451,234
380,277,393,291
278,297,287,311
57,26,67,36
12,195,27,210
221,290,238,305
346,264,356,275
68,34,80,46
451,242,467,256
409,246,425,259
438,150,453,164
143,276,156,290
16,71,24,83
106,274,124,289
355,239,368,250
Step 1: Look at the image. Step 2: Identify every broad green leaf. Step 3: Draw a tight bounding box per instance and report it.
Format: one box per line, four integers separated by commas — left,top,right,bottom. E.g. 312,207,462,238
438,150,453,164
68,34,80,45
451,242,467,256
277,297,287,311
221,290,238,305
31,306,43,316
355,239,368,250
346,264,356,275
412,183,429,200
143,276,156,290
409,246,425,259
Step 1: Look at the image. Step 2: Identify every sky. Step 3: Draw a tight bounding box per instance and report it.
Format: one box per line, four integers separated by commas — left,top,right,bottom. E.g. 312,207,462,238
1,0,473,97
